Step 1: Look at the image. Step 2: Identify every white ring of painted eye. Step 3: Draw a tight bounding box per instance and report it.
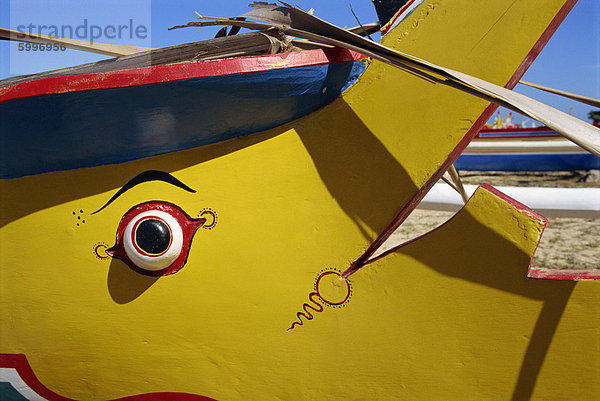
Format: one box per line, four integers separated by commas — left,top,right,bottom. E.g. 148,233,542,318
123,210,183,271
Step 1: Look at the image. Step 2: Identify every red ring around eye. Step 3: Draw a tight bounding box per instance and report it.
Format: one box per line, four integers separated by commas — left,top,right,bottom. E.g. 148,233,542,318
131,216,173,257
107,201,207,276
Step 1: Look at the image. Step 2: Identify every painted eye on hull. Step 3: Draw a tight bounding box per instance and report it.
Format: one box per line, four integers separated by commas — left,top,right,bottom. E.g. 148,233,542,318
123,211,182,271
134,218,172,255
107,201,206,276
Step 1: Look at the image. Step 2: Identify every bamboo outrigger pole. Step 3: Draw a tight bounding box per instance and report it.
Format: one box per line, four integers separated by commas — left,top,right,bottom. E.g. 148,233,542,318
0,27,153,57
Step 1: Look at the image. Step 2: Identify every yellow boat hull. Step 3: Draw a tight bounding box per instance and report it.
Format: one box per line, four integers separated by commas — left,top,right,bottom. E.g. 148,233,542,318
1,0,597,399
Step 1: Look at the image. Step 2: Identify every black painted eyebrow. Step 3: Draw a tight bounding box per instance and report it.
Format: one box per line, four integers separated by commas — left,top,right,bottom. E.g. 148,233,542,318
92,170,196,214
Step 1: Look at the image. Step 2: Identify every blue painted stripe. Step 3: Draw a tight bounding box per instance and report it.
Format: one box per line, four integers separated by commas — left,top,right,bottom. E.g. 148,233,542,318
477,131,559,138
0,60,365,179
455,153,600,172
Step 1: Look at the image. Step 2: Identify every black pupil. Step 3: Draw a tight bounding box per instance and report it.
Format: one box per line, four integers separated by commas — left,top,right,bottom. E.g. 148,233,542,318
136,219,171,254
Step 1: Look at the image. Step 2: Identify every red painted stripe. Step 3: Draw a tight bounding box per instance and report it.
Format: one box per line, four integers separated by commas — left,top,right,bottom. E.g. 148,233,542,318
477,127,560,139
380,0,420,36
506,0,578,91
0,48,365,103
361,183,549,267
476,134,561,139
0,353,219,401
115,393,217,401
479,183,547,223
480,126,554,133
485,182,553,283
527,268,600,281
0,353,74,401
343,0,577,278
425,0,578,207
440,0,577,162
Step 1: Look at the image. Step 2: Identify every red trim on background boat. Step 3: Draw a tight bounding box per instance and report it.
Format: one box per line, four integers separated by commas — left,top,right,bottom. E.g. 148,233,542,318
0,48,365,103
476,126,560,139
527,268,600,280
0,353,218,401
475,135,562,139
480,126,554,133
343,0,578,278
475,135,563,140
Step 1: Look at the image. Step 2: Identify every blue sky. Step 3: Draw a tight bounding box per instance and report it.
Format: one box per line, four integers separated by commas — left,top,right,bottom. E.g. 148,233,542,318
1,0,598,123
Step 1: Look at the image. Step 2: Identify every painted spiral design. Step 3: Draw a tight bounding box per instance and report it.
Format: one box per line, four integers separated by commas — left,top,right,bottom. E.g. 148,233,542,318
287,270,352,331
287,292,324,330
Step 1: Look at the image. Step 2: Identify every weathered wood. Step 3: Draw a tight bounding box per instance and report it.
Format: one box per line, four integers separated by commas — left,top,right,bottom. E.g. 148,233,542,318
196,2,600,159
520,80,600,108
0,30,290,87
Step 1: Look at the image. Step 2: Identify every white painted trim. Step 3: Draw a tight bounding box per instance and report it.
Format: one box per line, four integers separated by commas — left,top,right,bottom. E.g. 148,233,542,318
419,184,600,218
464,140,585,154
0,367,49,401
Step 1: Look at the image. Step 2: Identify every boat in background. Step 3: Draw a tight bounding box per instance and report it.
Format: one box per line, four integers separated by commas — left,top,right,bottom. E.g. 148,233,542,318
456,124,600,171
